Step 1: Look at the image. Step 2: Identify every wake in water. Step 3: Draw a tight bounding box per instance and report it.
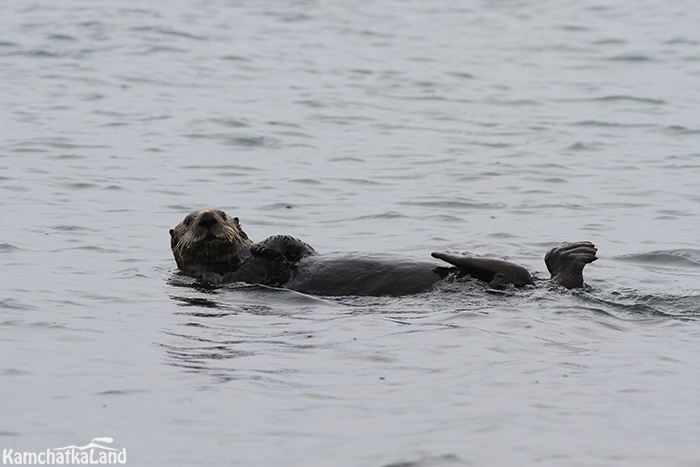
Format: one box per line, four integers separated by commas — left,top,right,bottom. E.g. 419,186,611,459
168,244,700,322
585,249,700,320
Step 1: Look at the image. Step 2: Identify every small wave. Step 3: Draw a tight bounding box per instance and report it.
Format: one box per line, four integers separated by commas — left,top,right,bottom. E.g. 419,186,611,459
47,34,77,41
64,182,98,190
606,54,654,62
46,154,88,161
488,98,544,106
290,178,322,185
445,71,475,79
95,389,148,396
10,147,47,154
8,49,59,58
467,141,512,148
328,157,366,163
329,178,379,186
565,142,603,151
129,26,206,41
28,321,72,330
295,99,327,108
66,246,121,254
593,39,628,45
400,199,505,210
352,212,407,221
377,93,469,103
666,38,700,45
538,177,567,184
12,138,108,150
170,295,233,311
559,25,591,32
348,68,373,75
161,342,256,372
260,203,295,210
382,454,465,467
0,298,32,310
225,136,279,147
663,125,700,135
0,243,21,253
181,164,261,172
616,250,700,268
593,289,700,319
572,120,653,128
425,214,464,224
659,294,700,316
50,225,93,232
592,95,666,105
219,55,252,62
141,46,187,55
207,117,249,128
167,274,213,291
184,133,279,148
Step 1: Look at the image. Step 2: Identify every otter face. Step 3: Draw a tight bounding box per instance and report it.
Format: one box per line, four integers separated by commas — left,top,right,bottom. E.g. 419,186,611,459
170,209,252,276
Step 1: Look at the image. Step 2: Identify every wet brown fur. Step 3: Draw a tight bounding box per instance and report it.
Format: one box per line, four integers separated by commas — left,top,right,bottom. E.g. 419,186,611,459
170,210,597,292
170,209,252,276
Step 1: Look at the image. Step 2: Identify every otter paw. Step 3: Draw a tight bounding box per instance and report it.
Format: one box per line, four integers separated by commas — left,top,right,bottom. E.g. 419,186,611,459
544,241,598,289
250,242,284,261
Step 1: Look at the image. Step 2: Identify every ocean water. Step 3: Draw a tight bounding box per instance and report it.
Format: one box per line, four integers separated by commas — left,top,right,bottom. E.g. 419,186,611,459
2,0,700,465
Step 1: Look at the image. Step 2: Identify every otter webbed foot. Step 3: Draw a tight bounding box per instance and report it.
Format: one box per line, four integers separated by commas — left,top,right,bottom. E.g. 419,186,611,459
544,241,597,289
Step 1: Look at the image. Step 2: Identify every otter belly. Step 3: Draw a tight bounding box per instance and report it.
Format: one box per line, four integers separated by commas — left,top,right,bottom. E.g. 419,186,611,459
282,253,449,297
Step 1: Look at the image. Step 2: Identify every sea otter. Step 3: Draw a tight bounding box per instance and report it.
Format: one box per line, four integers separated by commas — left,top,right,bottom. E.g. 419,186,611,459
170,209,598,295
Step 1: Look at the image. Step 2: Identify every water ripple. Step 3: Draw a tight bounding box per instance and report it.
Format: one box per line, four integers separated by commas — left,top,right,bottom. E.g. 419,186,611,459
616,250,700,268
0,243,22,253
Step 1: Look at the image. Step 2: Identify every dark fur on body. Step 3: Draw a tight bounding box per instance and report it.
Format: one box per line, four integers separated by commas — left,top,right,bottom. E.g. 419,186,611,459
170,209,598,295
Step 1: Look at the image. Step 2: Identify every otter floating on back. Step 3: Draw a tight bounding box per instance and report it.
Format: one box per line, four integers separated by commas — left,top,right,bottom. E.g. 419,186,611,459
170,209,597,296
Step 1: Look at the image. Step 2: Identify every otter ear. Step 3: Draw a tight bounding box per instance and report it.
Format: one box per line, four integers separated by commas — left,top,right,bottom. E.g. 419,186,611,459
169,229,174,237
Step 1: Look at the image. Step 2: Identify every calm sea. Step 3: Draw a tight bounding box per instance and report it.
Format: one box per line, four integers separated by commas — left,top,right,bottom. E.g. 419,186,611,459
2,1,700,465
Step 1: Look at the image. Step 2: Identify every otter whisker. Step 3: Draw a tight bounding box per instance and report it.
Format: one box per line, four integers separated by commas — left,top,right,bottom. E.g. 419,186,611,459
174,231,197,256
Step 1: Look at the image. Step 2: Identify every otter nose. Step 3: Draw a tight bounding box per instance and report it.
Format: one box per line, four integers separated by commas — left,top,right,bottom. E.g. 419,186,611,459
197,212,218,230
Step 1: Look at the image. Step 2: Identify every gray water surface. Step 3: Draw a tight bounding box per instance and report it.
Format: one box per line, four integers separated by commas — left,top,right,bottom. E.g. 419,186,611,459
2,1,700,465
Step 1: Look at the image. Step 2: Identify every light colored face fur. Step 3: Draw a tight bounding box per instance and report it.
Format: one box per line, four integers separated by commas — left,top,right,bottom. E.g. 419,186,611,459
170,209,252,275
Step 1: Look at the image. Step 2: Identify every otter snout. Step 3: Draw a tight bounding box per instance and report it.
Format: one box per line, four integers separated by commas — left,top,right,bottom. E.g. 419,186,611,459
197,211,219,231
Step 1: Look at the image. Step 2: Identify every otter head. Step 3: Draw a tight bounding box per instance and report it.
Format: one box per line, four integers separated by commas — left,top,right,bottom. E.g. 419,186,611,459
170,209,253,276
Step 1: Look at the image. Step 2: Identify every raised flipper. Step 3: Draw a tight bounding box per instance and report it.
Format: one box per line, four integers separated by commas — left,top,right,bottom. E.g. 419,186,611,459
544,241,597,289
221,255,293,287
250,235,317,263
221,236,316,287
431,252,534,288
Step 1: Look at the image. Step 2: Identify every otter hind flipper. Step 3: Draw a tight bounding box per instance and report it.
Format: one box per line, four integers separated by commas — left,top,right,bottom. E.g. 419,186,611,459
544,241,598,289
431,252,533,288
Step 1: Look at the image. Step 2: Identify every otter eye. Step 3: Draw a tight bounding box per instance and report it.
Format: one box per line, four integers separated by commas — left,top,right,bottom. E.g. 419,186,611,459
184,217,193,226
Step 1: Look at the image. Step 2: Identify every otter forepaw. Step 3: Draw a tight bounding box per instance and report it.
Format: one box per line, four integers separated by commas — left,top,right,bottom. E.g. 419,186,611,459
250,242,284,261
